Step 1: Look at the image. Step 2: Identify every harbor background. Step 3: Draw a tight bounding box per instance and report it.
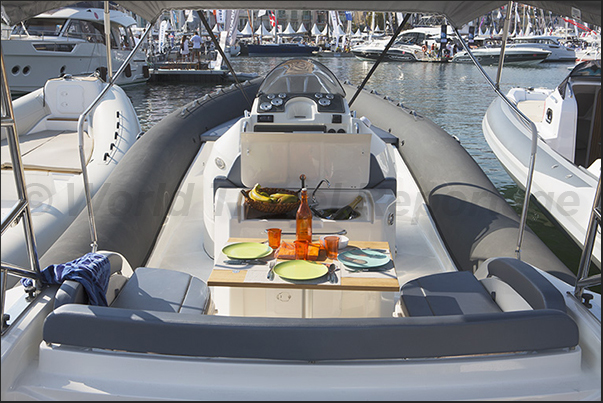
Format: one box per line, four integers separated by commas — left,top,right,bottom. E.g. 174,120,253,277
122,57,584,273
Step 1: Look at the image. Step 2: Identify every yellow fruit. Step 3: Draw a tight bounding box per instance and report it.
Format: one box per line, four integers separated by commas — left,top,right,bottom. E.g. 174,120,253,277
276,194,299,204
269,193,293,202
250,184,271,202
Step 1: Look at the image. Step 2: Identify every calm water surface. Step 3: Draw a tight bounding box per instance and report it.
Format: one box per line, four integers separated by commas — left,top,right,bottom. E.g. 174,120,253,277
124,57,584,272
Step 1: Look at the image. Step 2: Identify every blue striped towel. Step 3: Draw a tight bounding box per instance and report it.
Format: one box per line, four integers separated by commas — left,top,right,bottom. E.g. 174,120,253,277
21,252,111,306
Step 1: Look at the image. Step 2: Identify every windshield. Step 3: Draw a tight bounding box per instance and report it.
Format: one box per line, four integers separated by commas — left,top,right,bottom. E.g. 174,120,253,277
258,59,345,97
12,18,66,36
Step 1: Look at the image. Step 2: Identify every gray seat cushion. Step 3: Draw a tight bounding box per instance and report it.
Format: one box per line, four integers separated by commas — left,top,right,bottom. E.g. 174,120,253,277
400,271,501,316
110,267,211,314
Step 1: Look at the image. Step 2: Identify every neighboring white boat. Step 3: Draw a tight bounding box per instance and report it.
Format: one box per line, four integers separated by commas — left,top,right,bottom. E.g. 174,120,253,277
482,60,601,268
1,1,601,401
351,26,450,62
507,35,577,62
453,46,551,65
351,37,426,61
2,6,150,95
575,40,602,62
1,75,142,285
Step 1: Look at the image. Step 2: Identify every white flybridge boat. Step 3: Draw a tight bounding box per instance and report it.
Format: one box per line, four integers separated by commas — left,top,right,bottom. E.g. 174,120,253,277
482,60,601,269
1,1,600,401
2,6,150,95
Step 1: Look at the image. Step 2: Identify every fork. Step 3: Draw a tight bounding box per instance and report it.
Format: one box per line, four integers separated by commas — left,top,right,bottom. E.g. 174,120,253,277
328,263,337,283
267,259,277,280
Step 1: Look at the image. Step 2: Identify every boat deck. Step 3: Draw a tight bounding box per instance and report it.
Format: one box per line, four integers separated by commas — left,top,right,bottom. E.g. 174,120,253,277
1,129,93,173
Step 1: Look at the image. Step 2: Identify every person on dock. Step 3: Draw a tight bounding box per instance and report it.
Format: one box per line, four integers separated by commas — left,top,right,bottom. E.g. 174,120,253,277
191,31,202,63
180,35,190,62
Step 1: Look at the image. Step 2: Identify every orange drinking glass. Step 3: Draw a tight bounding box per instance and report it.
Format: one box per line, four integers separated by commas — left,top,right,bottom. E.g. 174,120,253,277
267,228,282,249
324,236,340,259
294,240,309,260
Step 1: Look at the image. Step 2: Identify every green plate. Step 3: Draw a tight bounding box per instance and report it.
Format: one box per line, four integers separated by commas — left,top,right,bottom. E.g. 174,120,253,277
273,260,328,281
222,242,273,260
338,249,390,270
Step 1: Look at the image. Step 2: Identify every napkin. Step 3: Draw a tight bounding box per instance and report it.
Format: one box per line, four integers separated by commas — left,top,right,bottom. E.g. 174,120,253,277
274,241,324,261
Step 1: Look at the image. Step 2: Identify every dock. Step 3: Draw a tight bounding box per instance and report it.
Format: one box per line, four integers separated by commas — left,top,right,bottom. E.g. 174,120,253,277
148,62,258,83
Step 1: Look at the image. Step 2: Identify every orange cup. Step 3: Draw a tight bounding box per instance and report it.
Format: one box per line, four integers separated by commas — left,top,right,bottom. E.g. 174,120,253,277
267,228,282,249
324,236,340,259
294,240,309,260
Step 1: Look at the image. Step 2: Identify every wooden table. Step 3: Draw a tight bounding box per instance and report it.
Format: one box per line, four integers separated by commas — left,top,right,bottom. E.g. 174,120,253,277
208,238,399,292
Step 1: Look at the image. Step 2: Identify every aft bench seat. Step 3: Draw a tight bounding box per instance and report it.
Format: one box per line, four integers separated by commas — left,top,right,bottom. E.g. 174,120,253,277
44,256,577,361
43,305,578,361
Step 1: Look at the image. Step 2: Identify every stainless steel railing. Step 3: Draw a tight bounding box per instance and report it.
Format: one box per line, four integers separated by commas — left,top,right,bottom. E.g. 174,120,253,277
1,49,41,334
573,174,601,317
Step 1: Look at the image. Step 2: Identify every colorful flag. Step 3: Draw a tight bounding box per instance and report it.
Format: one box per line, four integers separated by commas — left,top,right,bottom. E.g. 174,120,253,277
269,11,277,28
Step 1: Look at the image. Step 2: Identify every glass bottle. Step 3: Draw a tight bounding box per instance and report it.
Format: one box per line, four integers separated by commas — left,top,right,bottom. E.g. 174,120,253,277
296,188,313,242
331,195,363,220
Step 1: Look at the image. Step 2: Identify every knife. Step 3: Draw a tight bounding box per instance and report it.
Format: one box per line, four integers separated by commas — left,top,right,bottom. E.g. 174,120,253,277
224,259,267,265
339,254,367,265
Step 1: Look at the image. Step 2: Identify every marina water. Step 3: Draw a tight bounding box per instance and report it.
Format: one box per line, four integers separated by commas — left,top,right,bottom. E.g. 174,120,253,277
123,57,584,273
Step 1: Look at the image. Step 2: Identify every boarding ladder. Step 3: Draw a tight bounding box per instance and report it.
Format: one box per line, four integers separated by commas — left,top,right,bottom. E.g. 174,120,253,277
573,175,602,315
1,50,42,334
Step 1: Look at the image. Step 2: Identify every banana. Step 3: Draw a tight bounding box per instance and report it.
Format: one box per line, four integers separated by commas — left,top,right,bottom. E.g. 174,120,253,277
277,194,299,204
269,193,295,202
250,184,272,202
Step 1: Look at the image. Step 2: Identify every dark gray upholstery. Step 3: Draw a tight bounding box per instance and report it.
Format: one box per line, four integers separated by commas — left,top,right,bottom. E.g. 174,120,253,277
111,267,211,314
43,305,579,361
483,257,567,312
54,280,88,308
54,266,211,314
399,257,568,319
53,253,128,309
400,271,501,316
213,154,397,197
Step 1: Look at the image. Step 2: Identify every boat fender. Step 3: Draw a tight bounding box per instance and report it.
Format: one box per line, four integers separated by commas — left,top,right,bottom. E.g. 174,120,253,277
125,63,132,78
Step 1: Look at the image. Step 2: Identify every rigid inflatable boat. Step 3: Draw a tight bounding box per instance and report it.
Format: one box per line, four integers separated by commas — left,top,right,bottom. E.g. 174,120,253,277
1,1,600,401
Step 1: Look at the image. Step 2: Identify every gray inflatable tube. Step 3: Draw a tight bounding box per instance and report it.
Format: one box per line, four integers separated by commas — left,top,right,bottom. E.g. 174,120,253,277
345,84,575,284
40,79,263,270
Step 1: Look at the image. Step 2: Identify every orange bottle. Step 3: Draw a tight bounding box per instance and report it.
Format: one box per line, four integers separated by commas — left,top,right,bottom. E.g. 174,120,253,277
296,188,313,243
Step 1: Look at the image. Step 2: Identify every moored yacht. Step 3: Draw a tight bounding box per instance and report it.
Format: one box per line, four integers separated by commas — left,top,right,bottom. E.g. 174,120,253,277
452,46,551,65
507,34,577,62
2,6,149,95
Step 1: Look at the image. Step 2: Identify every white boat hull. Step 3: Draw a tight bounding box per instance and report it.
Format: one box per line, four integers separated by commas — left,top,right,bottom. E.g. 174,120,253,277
1,76,141,280
482,86,601,268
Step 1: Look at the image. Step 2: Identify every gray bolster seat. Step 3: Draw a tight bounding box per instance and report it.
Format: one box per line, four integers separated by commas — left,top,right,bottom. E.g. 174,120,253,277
400,257,568,317
54,266,212,315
